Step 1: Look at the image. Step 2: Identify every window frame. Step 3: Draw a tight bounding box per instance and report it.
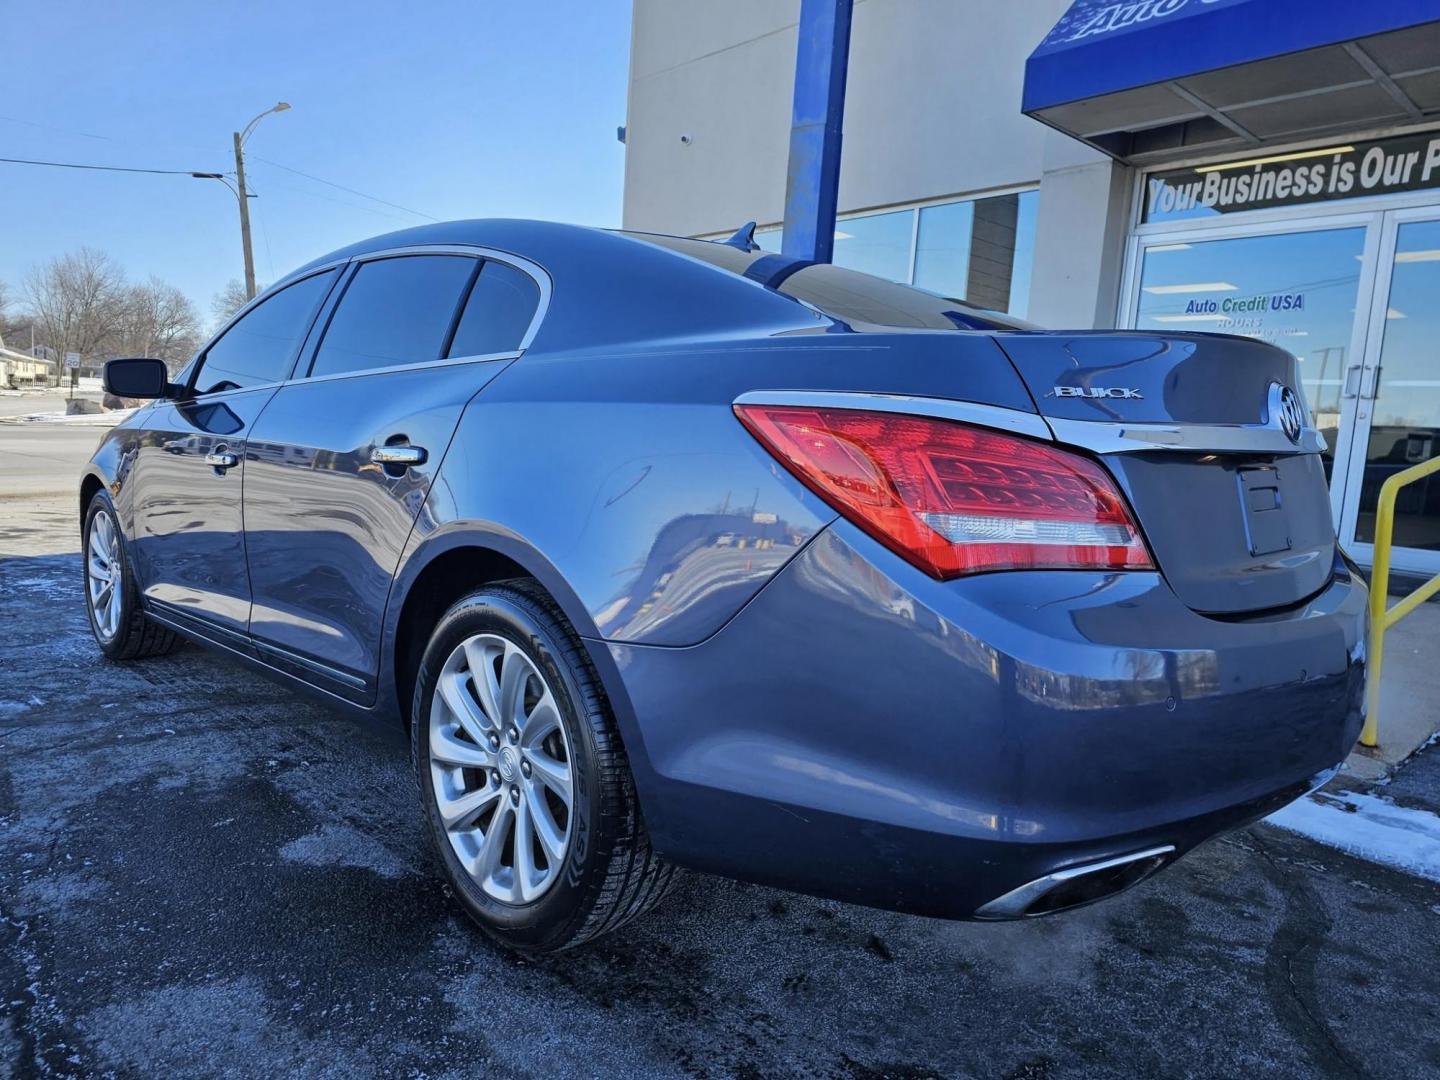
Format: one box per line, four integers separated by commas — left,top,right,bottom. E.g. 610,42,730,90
297,245,552,383
180,245,551,400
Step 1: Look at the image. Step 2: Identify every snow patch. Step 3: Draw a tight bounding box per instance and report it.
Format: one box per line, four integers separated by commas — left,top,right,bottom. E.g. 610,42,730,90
278,823,414,879
1266,792,1440,882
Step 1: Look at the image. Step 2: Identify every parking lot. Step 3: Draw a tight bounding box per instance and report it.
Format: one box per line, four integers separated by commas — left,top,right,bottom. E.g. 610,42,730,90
4,420,1440,1079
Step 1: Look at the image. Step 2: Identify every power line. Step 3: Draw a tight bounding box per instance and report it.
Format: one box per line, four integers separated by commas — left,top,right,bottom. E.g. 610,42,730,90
1,113,440,222
1,111,439,222
248,154,439,221
0,155,219,177
0,113,113,141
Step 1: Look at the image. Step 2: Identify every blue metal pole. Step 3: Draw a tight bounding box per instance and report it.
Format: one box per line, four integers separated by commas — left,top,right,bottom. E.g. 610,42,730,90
781,0,854,264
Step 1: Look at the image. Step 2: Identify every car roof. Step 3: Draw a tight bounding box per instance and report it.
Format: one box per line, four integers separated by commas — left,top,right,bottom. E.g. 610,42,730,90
282,218,1038,352
286,219,819,353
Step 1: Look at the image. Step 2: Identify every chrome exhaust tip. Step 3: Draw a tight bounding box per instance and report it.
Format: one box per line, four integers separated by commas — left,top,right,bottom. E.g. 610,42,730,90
975,844,1176,920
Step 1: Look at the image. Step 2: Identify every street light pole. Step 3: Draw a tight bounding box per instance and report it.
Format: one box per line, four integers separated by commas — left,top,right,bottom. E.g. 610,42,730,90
233,130,258,301
229,101,290,301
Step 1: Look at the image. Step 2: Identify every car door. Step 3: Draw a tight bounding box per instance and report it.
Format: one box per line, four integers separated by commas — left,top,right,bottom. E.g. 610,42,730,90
128,268,339,638
241,250,544,701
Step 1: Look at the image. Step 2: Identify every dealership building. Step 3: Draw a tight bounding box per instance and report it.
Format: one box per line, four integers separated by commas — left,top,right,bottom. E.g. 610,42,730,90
621,0,1440,577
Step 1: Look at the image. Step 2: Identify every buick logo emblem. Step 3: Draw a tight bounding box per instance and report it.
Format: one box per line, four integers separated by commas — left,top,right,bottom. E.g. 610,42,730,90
498,746,518,782
1273,384,1305,443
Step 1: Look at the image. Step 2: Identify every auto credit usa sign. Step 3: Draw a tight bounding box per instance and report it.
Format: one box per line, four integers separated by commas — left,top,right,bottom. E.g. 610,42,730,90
1144,131,1440,223
1043,0,1238,46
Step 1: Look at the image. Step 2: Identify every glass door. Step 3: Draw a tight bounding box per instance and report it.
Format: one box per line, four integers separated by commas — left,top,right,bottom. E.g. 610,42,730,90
1128,219,1379,526
1338,209,1440,575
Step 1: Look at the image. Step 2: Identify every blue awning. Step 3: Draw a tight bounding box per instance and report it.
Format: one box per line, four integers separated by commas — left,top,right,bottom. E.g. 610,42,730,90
1024,0,1440,162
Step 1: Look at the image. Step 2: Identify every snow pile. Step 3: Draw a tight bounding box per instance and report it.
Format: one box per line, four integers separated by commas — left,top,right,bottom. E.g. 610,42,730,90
0,408,133,426
1266,791,1440,882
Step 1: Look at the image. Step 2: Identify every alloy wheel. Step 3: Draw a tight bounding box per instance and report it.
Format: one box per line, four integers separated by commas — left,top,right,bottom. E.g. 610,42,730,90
428,632,575,904
87,510,123,641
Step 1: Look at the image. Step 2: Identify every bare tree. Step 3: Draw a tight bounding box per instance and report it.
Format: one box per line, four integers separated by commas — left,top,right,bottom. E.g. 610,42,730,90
211,279,257,328
24,248,127,365
0,279,33,351
21,251,205,380
115,278,203,374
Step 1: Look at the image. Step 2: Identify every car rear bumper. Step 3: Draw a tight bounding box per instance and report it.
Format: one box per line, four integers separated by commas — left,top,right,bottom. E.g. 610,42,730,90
603,521,1367,919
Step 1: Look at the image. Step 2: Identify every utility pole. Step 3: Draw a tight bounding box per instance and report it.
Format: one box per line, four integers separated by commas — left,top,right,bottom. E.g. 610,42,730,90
202,102,289,302
233,130,258,301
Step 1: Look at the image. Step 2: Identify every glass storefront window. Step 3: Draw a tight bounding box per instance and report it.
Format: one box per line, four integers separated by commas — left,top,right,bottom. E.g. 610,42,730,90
831,209,913,282
1009,190,1039,321
735,189,1039,317
914,200,974,302
1133,227,1368,482
1355,218,1440,551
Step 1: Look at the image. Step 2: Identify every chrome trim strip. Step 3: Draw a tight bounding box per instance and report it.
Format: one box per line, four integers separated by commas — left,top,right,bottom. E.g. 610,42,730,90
732,390,1054,441
974,844,1176,920
288,351,519,388
1045,416,1326,456
166,352,520,404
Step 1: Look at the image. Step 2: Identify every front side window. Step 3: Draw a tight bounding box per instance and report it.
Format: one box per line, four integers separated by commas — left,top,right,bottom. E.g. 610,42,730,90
310,255,476,378
447,261,541,358
194,270,337,395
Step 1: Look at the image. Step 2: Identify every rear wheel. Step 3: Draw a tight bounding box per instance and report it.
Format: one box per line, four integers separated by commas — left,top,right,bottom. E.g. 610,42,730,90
83,493,181,660
412,580,673,952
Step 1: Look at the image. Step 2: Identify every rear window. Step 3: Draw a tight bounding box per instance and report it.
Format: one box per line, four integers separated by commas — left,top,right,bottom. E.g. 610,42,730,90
625,232,1041,332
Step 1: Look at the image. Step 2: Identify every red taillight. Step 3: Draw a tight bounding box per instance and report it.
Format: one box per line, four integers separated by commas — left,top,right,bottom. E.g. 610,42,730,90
734,405,1152,578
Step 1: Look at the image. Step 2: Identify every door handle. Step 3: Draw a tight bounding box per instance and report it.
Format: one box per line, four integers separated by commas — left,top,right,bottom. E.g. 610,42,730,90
205,451,239,470
1361,364,1383,400
1342,365,1363,399
371,445,428,467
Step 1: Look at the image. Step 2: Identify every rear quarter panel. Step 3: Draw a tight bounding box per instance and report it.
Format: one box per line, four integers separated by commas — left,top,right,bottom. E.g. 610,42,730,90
399,331,1036,648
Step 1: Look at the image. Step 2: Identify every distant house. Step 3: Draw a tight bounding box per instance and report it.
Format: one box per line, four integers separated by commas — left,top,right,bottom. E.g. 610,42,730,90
0,335,55,387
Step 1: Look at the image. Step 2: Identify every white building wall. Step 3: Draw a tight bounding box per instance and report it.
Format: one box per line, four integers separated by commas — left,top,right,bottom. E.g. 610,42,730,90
623,0,1135,328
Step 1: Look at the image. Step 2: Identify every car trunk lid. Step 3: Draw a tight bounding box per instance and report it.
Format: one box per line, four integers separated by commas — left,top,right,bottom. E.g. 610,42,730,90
993,331,1335,615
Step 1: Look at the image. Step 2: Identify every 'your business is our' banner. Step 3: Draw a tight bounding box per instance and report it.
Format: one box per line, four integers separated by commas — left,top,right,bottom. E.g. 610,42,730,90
1143,131,1440,223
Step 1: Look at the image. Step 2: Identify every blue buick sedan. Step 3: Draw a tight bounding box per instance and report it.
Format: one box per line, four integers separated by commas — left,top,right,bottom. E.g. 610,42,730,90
83,220,1366,951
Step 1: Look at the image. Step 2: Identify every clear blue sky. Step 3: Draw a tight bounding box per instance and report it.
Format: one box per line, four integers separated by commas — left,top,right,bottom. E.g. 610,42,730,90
2,0,632,325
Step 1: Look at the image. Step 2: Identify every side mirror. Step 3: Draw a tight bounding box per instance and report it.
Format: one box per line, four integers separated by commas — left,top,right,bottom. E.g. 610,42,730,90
103,357,174,399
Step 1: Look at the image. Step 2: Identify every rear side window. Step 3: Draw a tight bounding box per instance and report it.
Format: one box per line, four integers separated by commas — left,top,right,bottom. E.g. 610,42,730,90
447,261,541,358
310,255,476,378
195,270,337,394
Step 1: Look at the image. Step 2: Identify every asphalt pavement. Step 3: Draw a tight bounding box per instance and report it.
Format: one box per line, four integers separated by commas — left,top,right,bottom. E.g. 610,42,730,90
4,490,1440,1079
0,398,115,502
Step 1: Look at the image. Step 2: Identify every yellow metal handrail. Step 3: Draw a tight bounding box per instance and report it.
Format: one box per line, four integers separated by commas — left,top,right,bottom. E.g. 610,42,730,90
1359,454,1440,748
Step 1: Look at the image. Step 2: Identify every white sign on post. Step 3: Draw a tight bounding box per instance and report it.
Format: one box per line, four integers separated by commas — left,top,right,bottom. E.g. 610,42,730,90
64,352,81,369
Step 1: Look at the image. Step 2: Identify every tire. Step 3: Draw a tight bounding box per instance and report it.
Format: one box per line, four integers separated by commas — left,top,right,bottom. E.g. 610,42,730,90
83,491,181,661
412,579,673,952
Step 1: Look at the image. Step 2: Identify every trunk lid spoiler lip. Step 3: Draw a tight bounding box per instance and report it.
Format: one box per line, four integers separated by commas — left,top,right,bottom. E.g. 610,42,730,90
1046,415,1326,456
731,390,1326,457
